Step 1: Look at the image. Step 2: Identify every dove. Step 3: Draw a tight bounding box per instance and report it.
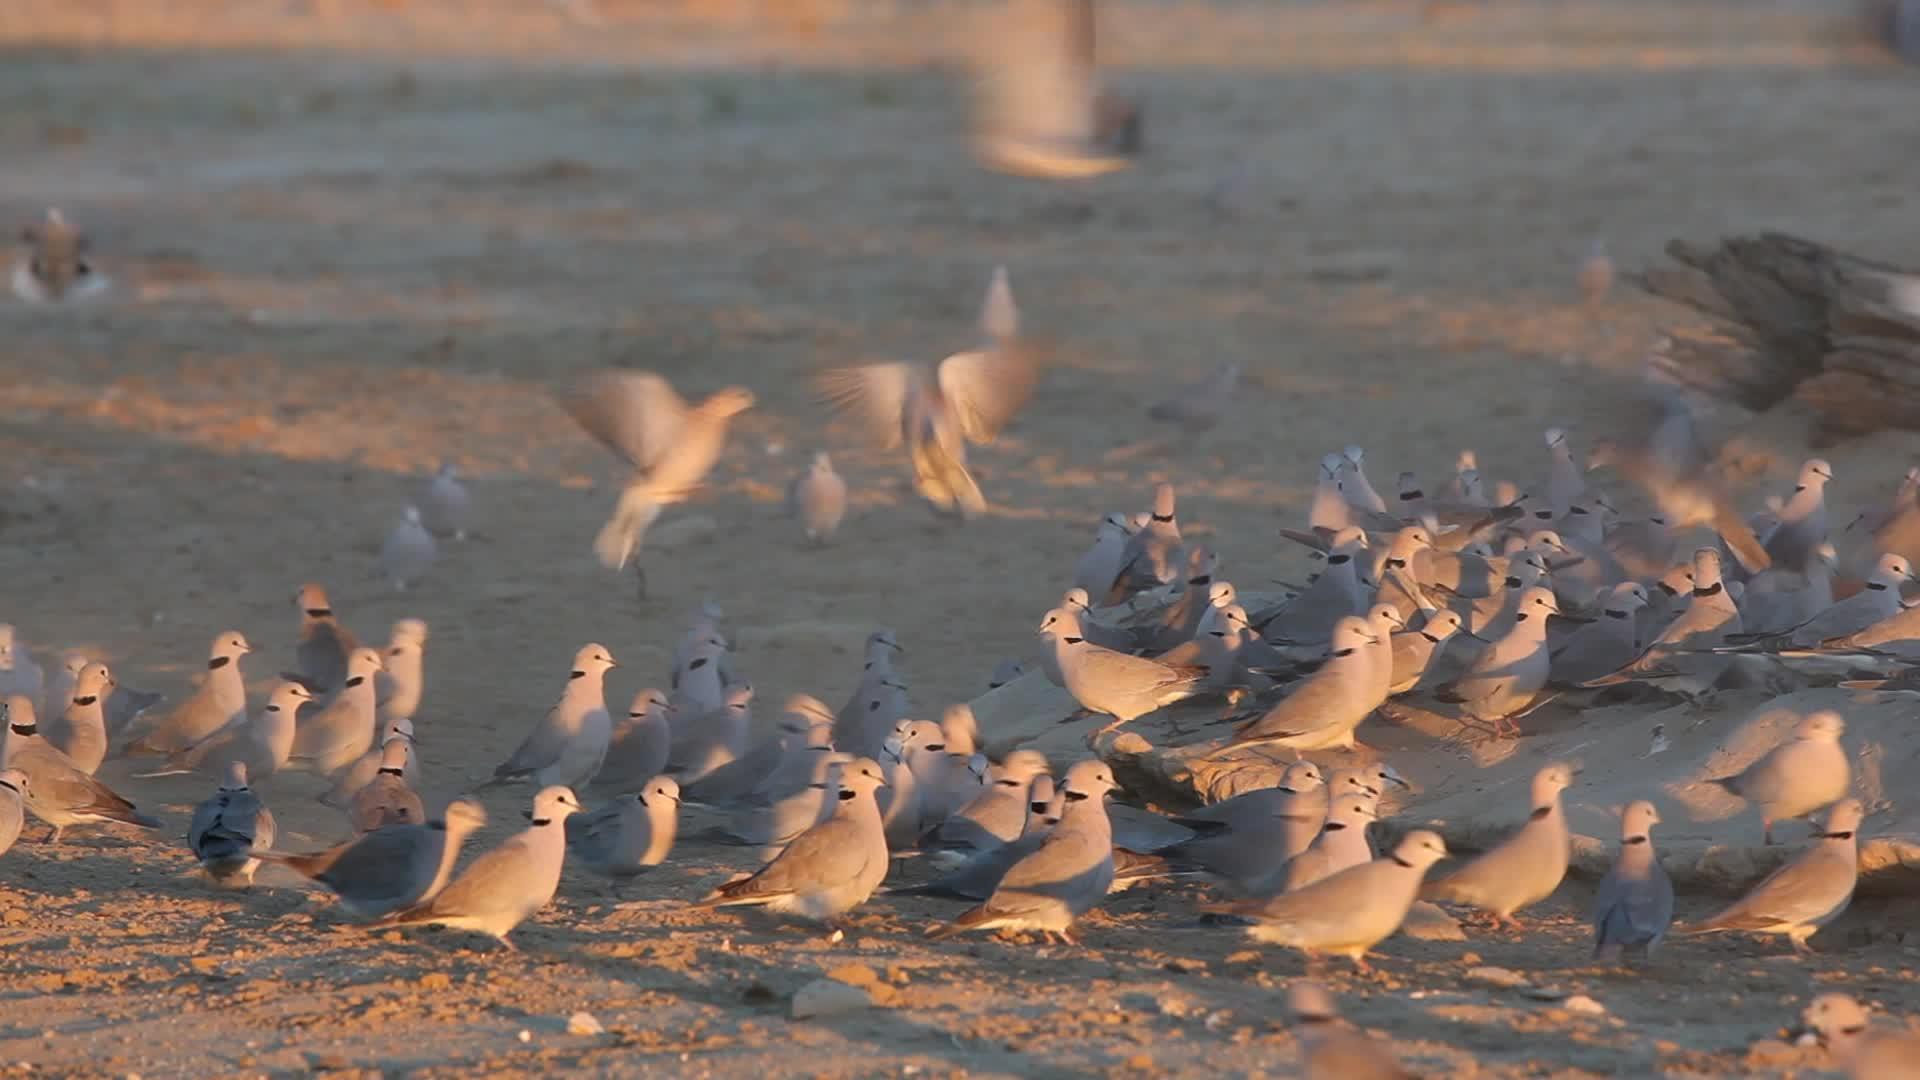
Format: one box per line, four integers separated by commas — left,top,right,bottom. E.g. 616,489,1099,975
1421,763,1574,928
970,0,1133,179
1107,482,1183,601
1726,553,1917,651
1038,606,1207,744
907,737,988,839
121,631,252,756
926,759,1119,944
1685,798,1863,952
1587,420,1771,575
1591,799,1674,964
1058,587,1135,652
1177,760,1324,834
0,769,21,857
788,451,848,545
1543,427,1587,521
671,681,753,783
669,633,729,731
288,647,384,778
45,651,158,738
44,661,113,775
262,797,487,921
567,775,681,878
685,693,832,808
1072,513,1135,599
1434,586,1562,737
375,786,583,949
670,600,732,688
12,209,108,303
418,462,471,540
376,618,428,727
1,696,160,842
380,506,436,590
1548,582,1648,686
835,629,905,757
557,370,755,568
138,680,309,781
1169,766,1395,894
1388,608,1471,694
1273,791,1380,895
923,749,1050,858
1360,603,1407,701
487,643,616,791
1147,361,1240,434
320,715,416,808
1288,983,1416,1080
1736,543,1838,636
289,584,357,694
1338,446,1388,515
1706,710,1850,845
0,626,42,709
877,721,934,850
817,266,1037,519
1135,546,1221,652
891,774,1062,900
1256,527,1368,645
707,750,852,861
939,703,981,756
1801,994,1920,1079
694,757,890,925
348,738,425,834
987,658,1028,690
1221,616,1382,752
1308,453,1351,534
1760,458,1833,571
1448,450,1485,506
1586,547,1742,700
590,688,672,795
187,762,276,888
1201,830,1449,971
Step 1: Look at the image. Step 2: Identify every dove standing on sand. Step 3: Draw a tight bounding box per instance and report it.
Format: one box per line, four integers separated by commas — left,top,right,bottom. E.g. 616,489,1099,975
817,267,1038,520
0,627,42,712
1592,799,1674,964
892,773,1062,900
1257,527,1368,645
380,506,436,590
321,715,415,808
835,629,905,758
262,797,487,921
289,647,384,778
122,631,251,756
139,680,309,781
44,661,113,775
1039,606,1207,744
1587,547,1742,700
1221,617,1382,752
694,757,891,926
1434,586,1562,737
567,775,681,878
376,786,583,949
590,688,672,795
290,584,357,694
671,681,753,783
1,697,160,842
1549,582,1648,687
927,759,1119,944
1108,482,1183,600
1733,553,1917,650
788,451,848,546
187,762,276,888
1202,830,1449,970
348,738,425,834
0,770,22,857
12,209,109,303
1421,763,1575,929
1058,587,1135,652
1686,798,1863,953
970,0,1135,179
419,462,471,541
1706,710,1850,845
1308,453,1352,534
708,749,852,861
557,370,756,569
376,618,428,726
1761,458,1833,570
1147,361,1240,435
924,749,1050,857
1388,608,1471,694
1274,791,1380,894
487,643,616,791
45,652,161,739
1288,982,1415,1080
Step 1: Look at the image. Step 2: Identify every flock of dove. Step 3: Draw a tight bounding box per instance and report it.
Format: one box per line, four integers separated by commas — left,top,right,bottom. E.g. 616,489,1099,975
12,218,1920,1075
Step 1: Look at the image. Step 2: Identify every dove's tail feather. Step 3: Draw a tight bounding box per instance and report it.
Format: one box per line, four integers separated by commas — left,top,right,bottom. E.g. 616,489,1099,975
594,488,664,570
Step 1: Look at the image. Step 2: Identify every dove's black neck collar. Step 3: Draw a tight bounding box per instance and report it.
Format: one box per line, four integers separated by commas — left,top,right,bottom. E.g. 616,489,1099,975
1387,558,1407,569
8,723,34,737
1658,581,1681,597
1622,835,1649,846
378,766,404,777
1529,804,1554,820
0,778,17,794
1327,554,1351,566
1821,830,1854,840
1390,853,1416,868
305,608,332,618
72,695,96,706
995,778,1022,788
209,656,232,671
837,789,857,802
1063,636,1085,646
1331,647,1357,657
1188,575,1211,587
1694,582,1723,597
569,670,586,680
1323,821,1349,833
1515,612,1531,623
1421,631,1443,643
531,817,554,826
344,675,366,688
1867,582,1889,591
1151,513,1174,524
1504,575,1523,588
1605,609,1630,619
428,820,448,831
1400,489,1424,502
1064,790,1090,802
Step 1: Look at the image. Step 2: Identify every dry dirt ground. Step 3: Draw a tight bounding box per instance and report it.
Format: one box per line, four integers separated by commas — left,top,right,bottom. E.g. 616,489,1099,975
1,1,1918,1076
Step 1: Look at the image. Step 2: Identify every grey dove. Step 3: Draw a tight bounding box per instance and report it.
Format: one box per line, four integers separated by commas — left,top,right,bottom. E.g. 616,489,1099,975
1545,427,1585,520
1308,453,1351,534
1256,526,1367,646
1274,791,1380,894
923,749,1050,858
1434,586,1562,737
1338,446,1388,515
788,451,848,545
1039,606,1207,745
262,797,487,921
289,647,384,778
592,688,673,795
670,680,753,783
705,750,851,861
1222,616,1381,752
834,629,905,758
2,696,160,842
1421,763,1574,928
817,266,1038,520
46,651,161,739
419,462,470,540
1592,799,1674,964
188,762,276,887
0,769,22,858
1135,545,1221,653
558,370,755,568
139,680,308,780
1177,760,1323,834
1388,608,1471,694
122,630,251,756
1736,543,1836,636
694,757,890,924
1707,710,1850,845
1288,983,1416,1080
45,661,113,774
380,505,436,590
487,643,616,791
289,584,357,693
1058,587,1134,652
890,773,1061,901
1107,482,1182,601
1761,458,1833,570
1548,582,1647,687
376,786,583,949
1585,547,1742,700
567,775,681,877
1685,798,1863,952
1072,513,1134,599
988,658,1027,689
1726,552,1916,650
728,694,836,806
348,737,425,834
320,715,415,807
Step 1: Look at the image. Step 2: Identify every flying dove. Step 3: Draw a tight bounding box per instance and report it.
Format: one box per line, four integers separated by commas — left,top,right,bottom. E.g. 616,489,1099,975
187,762,276,888
1222,616,1382,752
376,618,429,727
1072,513,1135,599
375,786,583,949
1759,458,1833,571
1585,547,1742,700
923,749,1050,858
1421,763,1575,928
557,370,756,568
1287,982,1417,1080
1591,799,1674,964
1434,586,1562,737
590,688,672,795
1273,791,1380,895
788,451,848,546
926,759,1119,944
1548,582,1648,687
1706,710,1850,845
288,647,384,778
1107,482,1183,601
1801,993,1920,1078
289,584,358,694
43,661,113,775
261,797,487,921
1,696,160,842
694,756,890,925
12,209,108,303
567,775,681,877
487,643,616,791
1684,798,1863,952
1038,606,1207,745
121,631,251,756
348,738,425,834
1147,361,1240,434
0,769,22,858
418,462,471,541
1201,830,1449,970
970,0,1133,179
138,680,309,781
891,773,1062,901
380,506,437,591
1587,415,1771,575
817,266,1038,520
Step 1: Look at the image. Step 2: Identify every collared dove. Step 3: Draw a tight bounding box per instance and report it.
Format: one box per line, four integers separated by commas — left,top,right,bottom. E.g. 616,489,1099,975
44,661,113,775
1176,760,1324,835
927,759,1119,944
592,688,674,796
1725,553,1916,651
835,630,906,758
816,266,1039,520
877,720,936,850
1434,586,1562,737
1338,447,1388,516
1201,830,1449,970
376,618,428,727
939,704,981,756
1287,982,1416,1080
380,506,436,590
348,738,425,834
289,647,384,778
1587,417,1771,575
558,370,755,568
1548,583,1648,687
419,462,470,540
1147,362,1240,434
988,658,1028,690
321,715,415,807
1134,546,1221,653
669,631,728,724
376,786,583,949
1,696,160,842
671,681,753,783
1072,513,1135,598
1308,453,1351,534
45,651,161,739
1257,527,1368,644
1421,763,1575,928
1761,458,1833,570
923,749,1049,858
289,584,357,694
1737,543,1837,637
138,680,309,781
970,0,1134,179
716,694,836,808
122,631,251,756
1546,427,1585,520
567,775,681,877
1273,791,1380,894
12,209,108,303
1388,608,1471,694
486,643,616,791
1586,547,1742,700
1038,606,1207,744
1107,482,1182,601
0,769,23,857
188,762,276,888
1058,588,1135,652
1706,710,1850,845
788,451,848,545
1447,450,1484,506
262,797,487,920
1222,616,1381,752
1801,993,1920,1079
1592,799,1673,963
694,757,890,924
891,773,1061,900
670,600,732,688
1685,798,1863,952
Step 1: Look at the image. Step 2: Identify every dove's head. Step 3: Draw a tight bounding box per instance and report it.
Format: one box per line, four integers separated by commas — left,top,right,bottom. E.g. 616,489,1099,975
1280,759,1324,793
3,695,36,734
74,662,113,698
18,209,98,301
1457,468,1484,501
1619,799,1660,840
836,757,889,799
1318,453,1345,481
1394,525,1434,556
1423,609,1466,640
1533,763,1577,803
1391,829,1448,869
59,651,87,678
1605,582,1650,616
630,688,669,719
1366,604,1405,636
1328,616,1376,654
895,718,943,755
704,386,756,418
1287,983,1341,1026
1149,482,1176,519
1797,711,1846,742
294,584,333,617
1327,792,1380,825
1060,759,1118,802
1514,587,1561,624
389,617,430,648
724,682,754,710
1061,587,1093,613
571,643,617,678
997,750,1050,786
640,775,680,809
1545,427,1567,449
1098,511,1130,535
1037,607,1080,639
1342,446,1366,468
1689,548,1725,590
1207,582,1237,608
268,681,313,712
345,647,385,680
443,796,489,834
0,769,27,798
1395,471,1423,503
1824,798,1865,836
1527,530,1570,557
810,451,833,472
530,786,584,824
210,632,252,665
1802,994,1871,1049
383,715,416,741
1798,458,1834,489
1328,767,1384,801
868,628,902,657
1873,553,1917,585
400,505,423,527
1221,604,1252,635
1456,449,1478,472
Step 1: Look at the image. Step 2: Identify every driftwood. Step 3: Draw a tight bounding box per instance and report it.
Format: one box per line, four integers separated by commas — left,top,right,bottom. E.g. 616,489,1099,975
1634,232,1920,442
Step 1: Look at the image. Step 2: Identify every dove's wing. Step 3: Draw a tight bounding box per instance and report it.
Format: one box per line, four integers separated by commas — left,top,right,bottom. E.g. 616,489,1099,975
558,372,690,473
816,362,919,450
935,345,1042,445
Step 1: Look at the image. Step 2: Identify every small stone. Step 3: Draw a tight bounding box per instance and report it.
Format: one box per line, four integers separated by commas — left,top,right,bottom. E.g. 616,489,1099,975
1464,966,1529,990
1524,986,1569,1002
1224,950,1261,965
517,1029,532,1043
1563,995,1606,1017
418,973,451,991
566,1012,604,1036
791,978,872,1019
1109,731,1153,755
1400,902,1467,941
886,965,911,986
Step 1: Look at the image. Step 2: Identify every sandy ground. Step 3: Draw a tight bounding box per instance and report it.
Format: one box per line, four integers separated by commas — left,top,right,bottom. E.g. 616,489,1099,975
1,0,1918,1075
